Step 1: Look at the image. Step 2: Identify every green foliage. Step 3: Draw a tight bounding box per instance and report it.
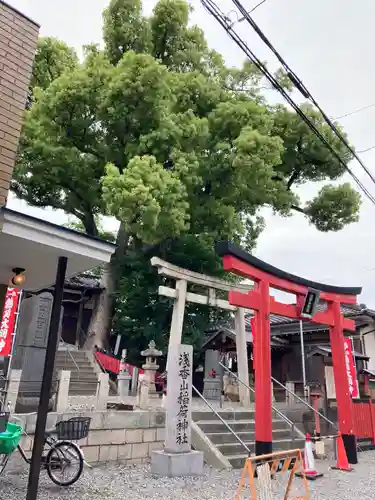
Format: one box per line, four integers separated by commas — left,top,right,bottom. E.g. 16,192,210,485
12,0,363,356
306,183,361,231
103,0,151,65
30,37,78,92
115,234,231,366
271,104,353,185
63,217,116,242
102,159,189,243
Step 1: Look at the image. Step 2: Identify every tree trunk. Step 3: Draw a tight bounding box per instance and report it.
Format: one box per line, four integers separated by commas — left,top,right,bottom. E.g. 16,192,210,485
83,222,128,350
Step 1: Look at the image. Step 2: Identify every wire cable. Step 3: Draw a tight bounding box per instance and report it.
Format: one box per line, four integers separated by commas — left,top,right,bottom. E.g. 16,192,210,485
358,145,375,154
200,0,375,205
334,103,375,120
228,0,375,188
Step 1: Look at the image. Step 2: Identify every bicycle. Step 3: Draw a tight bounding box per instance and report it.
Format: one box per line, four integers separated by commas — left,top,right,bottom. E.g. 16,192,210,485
0,408,91,487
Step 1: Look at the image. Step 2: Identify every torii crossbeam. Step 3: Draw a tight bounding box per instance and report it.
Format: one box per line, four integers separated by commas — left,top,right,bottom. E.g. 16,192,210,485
216,241,362,464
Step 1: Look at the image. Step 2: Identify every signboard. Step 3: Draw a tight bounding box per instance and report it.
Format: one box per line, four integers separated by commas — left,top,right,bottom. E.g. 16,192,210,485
344,338,358,398
0,287,21,357
300,288,320,319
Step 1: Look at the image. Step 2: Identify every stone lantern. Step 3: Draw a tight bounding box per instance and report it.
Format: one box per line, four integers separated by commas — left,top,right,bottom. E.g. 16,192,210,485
141,340,162,396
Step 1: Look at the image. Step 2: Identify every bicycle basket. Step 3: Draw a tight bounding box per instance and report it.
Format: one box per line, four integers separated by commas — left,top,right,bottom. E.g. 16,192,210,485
0,412,9,434
0,422,22,454
55,417,91,441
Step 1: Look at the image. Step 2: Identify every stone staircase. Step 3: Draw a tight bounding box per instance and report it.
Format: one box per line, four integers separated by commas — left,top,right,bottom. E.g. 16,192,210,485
192,409,305,469
55,349,99,395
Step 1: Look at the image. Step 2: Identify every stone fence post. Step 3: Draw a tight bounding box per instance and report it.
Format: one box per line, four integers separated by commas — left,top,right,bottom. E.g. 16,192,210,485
4,369,22,411
55,370,71,413
96,373,109,410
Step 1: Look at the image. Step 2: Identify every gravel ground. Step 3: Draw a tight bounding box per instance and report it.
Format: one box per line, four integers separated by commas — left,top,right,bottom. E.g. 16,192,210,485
1,452,375,500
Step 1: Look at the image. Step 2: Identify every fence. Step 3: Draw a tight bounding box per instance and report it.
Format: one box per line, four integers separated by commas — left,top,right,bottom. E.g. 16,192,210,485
352,399,375,444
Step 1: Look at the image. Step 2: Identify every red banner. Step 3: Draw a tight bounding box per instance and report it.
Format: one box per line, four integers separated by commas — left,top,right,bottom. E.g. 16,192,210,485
344,337,358,398
0,287,21,357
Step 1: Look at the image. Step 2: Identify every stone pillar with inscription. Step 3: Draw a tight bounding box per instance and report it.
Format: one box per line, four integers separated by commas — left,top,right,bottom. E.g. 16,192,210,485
11,292,63,412
151,344,203,477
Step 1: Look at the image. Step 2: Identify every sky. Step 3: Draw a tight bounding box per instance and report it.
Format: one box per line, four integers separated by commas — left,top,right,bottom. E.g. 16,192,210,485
6,0,375,306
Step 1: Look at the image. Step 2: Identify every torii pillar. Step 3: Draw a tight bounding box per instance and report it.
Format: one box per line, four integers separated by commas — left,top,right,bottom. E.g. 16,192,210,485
216,241,361,463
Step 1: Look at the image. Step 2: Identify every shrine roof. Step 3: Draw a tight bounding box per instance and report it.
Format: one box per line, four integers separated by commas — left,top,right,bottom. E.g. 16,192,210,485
306,345,369,361
64,274,102,290
215,240,362,296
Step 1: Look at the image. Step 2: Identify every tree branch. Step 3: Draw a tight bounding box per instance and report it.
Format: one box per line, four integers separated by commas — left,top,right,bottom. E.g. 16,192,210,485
286,169,301,189
291,204,306,214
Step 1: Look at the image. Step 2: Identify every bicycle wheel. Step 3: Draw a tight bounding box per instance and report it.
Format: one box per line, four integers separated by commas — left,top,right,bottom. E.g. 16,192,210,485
45,440,83,487
0,453,10,476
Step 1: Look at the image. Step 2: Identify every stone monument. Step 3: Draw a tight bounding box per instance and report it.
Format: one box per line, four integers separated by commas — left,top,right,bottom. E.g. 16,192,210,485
151,344,203,477
141,340,162,397
11,292,63,412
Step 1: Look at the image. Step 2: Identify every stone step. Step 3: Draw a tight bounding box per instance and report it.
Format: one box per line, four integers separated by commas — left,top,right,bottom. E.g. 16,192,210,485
68,383,97,389
206,428,291,445
216,438,305,458
196,419,289,434
192,410,255,421
68,388,97,395
56,355,90,363
55,359,93,367
226,439,306,469
55,365,96,374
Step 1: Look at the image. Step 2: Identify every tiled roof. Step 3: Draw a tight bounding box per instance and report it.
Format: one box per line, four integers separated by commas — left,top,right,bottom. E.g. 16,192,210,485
64,275,102,289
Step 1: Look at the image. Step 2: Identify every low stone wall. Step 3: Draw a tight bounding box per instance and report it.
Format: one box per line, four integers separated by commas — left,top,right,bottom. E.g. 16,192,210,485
7,409,166,472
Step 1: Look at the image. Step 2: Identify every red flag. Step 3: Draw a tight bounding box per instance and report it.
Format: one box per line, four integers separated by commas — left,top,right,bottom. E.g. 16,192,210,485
343,338,358,398
0,287,20,357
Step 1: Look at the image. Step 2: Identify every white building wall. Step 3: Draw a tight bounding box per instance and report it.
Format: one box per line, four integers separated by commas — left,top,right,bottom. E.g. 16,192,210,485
362,323,375,370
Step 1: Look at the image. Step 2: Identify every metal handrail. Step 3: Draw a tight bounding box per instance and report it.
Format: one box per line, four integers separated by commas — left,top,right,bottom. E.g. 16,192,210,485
219,362,301,440
271,376,337,430
192,384,252,454
60,341,80,377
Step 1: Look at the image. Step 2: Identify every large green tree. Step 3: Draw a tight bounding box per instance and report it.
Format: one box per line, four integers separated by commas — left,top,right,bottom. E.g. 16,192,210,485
12,0,361,352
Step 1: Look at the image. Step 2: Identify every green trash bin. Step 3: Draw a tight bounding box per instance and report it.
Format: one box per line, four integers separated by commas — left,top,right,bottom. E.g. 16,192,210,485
0,423,23,455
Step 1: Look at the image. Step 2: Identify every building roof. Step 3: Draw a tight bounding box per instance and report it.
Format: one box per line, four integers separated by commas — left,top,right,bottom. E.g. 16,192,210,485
1,0,40,27
0,207,115,290
306,345,369,361
64,274,102,290
201,326,288,351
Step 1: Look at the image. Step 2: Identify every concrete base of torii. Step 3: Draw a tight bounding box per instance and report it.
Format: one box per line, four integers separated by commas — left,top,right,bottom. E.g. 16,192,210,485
151,450,204,477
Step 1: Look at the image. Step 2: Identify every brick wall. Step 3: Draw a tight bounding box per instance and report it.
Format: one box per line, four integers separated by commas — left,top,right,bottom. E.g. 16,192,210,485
0,1,39,205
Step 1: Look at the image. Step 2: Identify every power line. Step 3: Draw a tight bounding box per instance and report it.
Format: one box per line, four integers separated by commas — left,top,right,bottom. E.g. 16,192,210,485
227,0,375,190
200,0,375,206
334,103,375,120
358,145,375,154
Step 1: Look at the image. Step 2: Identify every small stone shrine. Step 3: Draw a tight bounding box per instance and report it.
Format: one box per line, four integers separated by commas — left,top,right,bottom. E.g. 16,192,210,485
151,344,203,477
141,340,162,397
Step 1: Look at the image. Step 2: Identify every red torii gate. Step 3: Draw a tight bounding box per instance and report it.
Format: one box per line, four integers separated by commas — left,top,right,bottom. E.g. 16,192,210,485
216,241,362,464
